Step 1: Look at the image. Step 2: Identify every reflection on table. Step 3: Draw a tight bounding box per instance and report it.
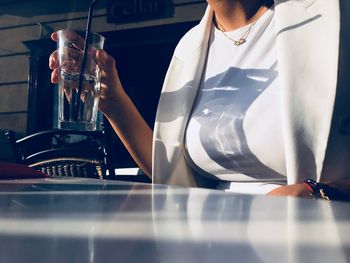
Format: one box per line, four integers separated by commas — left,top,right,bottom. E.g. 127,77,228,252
0,177,349,263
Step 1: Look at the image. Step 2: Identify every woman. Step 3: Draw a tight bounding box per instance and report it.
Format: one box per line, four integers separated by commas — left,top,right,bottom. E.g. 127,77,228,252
49,0,350,200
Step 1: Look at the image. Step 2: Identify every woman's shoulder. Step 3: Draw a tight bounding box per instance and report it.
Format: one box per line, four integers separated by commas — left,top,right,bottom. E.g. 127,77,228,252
173,24,205,58
173,6,213,59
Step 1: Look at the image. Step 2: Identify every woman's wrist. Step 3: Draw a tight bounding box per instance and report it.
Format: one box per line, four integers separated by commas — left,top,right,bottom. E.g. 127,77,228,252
100,87,129,119
267,183,312,197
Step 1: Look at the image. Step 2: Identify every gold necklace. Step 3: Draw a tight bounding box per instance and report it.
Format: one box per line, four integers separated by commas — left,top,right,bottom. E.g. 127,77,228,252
214,16,258,46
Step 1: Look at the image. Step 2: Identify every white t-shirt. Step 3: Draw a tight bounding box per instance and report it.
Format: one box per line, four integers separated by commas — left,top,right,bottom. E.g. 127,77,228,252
185,8,287,194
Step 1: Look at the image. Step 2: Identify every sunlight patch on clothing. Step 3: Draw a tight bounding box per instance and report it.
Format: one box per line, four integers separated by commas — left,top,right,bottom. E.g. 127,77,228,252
246,75,270,82
202,86,240,91
202,108,211,115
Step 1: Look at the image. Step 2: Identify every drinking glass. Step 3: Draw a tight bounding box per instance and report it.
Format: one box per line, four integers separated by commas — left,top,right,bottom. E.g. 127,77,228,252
57,29,105,131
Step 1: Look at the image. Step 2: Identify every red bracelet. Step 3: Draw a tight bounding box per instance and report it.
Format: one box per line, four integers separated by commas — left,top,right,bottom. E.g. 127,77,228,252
303,181,314,193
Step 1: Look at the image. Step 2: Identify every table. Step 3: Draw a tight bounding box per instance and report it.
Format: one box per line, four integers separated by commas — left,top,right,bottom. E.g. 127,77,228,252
0,177,349,263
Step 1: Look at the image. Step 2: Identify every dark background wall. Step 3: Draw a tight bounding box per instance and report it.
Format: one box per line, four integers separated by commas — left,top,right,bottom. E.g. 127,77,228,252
0,0,206,137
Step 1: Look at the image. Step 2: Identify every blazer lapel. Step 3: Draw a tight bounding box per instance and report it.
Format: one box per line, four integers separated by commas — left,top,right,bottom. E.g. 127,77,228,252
153,7,213,185
274,0,340,182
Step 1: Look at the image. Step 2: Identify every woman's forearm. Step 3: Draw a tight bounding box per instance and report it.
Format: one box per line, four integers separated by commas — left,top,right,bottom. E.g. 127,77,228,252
104,89,153,178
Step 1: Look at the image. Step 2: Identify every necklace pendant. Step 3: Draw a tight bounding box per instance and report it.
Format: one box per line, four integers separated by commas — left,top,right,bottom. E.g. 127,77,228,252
234,38,246,46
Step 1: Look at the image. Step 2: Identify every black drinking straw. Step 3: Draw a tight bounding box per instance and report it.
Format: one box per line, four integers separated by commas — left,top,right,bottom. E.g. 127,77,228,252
73,0,99,120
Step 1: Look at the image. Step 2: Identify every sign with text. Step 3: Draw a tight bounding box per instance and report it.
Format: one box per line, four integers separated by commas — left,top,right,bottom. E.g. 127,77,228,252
107,0,171,23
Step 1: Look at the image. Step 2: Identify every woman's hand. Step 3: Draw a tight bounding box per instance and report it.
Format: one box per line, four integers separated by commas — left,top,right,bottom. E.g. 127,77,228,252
48,31,125,117
94,49,125,116
268,180,350,201
267,183,311,198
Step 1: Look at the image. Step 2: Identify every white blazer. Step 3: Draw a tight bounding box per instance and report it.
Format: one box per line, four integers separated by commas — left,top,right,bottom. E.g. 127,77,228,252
152,0,350,187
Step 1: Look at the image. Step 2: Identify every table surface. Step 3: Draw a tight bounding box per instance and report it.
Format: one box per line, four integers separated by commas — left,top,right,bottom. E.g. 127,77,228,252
0,177,349,263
